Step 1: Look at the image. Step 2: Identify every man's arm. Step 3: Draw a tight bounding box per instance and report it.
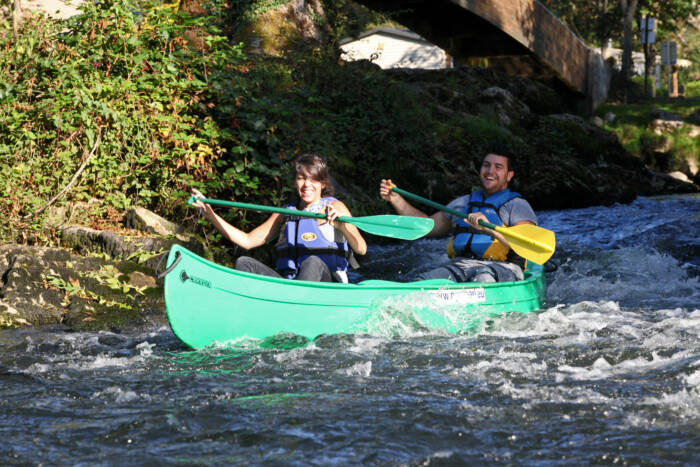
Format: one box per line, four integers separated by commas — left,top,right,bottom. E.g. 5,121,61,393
379,179,452,237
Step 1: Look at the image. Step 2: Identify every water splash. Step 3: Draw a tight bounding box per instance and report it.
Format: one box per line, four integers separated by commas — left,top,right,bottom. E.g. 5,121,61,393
362,292,496,338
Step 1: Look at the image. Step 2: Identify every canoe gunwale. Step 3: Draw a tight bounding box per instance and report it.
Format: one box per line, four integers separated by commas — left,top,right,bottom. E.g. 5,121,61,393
163,245,543,292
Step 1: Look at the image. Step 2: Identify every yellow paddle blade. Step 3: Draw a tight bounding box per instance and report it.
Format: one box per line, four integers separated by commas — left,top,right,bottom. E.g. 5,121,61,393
492,223,556,265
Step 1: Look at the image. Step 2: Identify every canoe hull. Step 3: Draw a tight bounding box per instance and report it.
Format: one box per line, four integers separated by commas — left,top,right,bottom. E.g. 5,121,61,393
163,245,546,349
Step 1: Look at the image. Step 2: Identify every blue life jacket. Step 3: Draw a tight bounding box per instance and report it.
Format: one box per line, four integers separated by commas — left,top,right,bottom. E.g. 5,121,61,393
275,197,350,279
448,189,525,268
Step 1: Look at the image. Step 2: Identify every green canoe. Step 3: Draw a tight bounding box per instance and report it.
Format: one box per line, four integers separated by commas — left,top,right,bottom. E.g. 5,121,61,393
162,244,546,349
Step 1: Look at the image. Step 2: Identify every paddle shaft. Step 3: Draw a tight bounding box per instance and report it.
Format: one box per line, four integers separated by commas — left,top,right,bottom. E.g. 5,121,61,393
189,196,435,240
390,186,553,252
390,186,465,219
189,197,346,222
477,220,554,252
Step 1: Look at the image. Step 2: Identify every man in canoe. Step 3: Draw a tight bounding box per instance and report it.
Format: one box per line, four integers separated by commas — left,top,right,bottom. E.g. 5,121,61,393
379,145,537,283
191,154,366,283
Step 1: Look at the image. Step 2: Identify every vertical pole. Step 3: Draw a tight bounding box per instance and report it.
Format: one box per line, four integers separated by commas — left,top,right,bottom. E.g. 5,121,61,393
671,66,678,97
13,0,22,36
643,15,651,99
644,43,649,98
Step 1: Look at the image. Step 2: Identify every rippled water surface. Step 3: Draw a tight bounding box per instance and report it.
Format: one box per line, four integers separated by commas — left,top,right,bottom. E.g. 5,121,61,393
1,195,699,465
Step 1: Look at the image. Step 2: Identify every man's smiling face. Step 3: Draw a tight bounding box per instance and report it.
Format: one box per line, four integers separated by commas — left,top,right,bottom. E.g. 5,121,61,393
480,153,514,195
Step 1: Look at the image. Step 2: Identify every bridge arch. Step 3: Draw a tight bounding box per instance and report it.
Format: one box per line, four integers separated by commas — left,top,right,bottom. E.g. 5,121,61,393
354,0,611,112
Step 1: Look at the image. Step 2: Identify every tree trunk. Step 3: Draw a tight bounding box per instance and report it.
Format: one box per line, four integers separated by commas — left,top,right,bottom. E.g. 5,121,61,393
619,0,638,101
598,0,610,56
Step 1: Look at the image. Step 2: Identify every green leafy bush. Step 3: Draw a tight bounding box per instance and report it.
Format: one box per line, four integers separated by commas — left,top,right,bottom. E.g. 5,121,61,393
0,0,282,241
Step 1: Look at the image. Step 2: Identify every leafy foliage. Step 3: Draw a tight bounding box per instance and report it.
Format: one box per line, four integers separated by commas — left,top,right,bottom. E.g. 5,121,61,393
539,0,698,49
0,0,437,246
0,0,281,241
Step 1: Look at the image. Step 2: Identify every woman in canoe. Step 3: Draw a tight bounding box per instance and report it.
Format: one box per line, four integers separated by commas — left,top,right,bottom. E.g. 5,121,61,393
191,153,367,283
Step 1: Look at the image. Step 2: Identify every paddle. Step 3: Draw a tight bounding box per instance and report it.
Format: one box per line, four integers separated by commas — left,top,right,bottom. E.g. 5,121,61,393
188,196,434,241
388,185,556,264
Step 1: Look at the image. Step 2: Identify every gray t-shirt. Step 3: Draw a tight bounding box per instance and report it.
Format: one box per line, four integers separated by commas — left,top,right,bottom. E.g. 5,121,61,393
445,193,537,228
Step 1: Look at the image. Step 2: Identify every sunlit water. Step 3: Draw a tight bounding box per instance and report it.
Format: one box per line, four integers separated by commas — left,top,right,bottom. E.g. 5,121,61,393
1,195,699,465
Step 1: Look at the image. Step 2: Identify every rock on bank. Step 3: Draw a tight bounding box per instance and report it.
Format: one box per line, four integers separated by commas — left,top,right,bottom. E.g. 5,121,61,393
0,208,205,331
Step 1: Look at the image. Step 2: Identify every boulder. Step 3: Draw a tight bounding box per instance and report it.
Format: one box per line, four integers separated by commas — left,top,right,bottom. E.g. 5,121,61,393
650,108,683,121
478,86,532,128
668,171,690,182
124,206,187,237
651,119,684,134
680,156,699,178
58,224,204,272
589,116,604,127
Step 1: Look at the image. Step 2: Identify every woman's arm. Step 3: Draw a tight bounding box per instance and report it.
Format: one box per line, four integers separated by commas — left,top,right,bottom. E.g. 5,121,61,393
191,189,284,250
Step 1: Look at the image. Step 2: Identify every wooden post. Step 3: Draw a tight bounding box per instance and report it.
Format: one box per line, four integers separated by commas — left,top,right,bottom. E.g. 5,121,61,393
670,65,679,98
13,0,22,36
653,63,660,98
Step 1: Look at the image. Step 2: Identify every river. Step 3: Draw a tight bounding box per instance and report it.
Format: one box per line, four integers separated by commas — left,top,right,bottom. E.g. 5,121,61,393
1,194,699,465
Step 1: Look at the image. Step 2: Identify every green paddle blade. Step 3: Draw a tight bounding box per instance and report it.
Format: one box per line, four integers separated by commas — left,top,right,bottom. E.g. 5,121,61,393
482,221,555,265
341,214,434,240
188,197,433,240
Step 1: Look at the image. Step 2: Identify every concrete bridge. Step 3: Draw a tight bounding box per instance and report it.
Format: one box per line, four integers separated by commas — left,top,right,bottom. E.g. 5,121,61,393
355,0,611,111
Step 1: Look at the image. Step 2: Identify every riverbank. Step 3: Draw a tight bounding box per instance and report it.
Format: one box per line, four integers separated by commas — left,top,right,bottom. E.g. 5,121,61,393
0,207,202,330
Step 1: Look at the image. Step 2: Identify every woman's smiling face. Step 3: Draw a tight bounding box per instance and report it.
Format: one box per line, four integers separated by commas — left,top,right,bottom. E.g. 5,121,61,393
295,169,325,208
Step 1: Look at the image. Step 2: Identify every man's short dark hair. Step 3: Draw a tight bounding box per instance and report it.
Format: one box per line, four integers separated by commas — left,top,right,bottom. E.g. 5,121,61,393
484,143,516,172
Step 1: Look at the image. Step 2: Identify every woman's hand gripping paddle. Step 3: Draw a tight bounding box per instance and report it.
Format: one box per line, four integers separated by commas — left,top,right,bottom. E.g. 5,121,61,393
387,186,555,264
188,197,434,241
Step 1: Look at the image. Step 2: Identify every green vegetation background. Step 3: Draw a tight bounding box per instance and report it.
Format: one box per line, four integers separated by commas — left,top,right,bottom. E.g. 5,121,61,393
0,0,510,248
1,0,698,251
0,0,437,245
594,15,700,175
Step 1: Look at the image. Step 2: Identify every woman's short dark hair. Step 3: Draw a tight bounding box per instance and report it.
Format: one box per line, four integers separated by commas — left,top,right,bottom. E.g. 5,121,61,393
293,153,334,197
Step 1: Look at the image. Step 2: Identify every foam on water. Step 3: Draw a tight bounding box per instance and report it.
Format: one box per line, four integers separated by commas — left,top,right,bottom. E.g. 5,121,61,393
340,361,373,377
556,351,694,382
547,248,700,309
347,335,386,354
91,386,150,403
361,291,498,339
639,386,700,424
